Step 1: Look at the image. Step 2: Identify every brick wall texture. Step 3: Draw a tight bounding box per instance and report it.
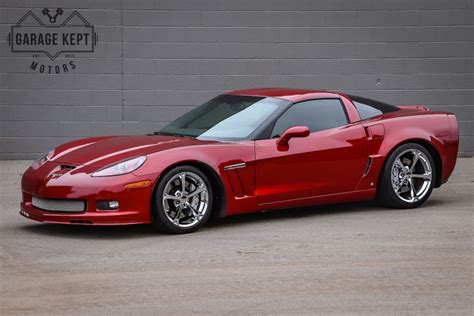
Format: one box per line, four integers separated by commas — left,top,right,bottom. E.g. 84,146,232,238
0,0,473,159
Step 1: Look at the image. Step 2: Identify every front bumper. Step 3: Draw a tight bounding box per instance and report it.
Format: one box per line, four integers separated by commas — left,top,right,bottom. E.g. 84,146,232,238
20,203,149,225
20,162,158,225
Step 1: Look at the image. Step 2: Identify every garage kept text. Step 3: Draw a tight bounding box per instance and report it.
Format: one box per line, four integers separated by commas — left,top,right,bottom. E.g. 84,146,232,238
7,9,98,74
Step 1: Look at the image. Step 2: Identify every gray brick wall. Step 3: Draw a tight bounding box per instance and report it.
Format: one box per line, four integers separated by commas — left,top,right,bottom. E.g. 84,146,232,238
1,0,472,159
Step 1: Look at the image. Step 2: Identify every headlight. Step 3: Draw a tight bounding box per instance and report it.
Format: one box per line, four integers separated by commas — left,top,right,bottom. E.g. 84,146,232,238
92,156,147,177
31,149,54,169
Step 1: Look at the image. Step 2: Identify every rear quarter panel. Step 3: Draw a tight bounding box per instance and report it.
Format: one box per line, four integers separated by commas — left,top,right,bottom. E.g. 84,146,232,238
363,112,458,189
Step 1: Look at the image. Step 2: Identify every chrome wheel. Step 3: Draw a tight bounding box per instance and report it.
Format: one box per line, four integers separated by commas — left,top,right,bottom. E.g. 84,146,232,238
391,149,433,203
162,171,209,228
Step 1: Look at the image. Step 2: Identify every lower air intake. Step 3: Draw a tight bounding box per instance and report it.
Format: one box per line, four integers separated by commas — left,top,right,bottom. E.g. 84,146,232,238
32,196,85,213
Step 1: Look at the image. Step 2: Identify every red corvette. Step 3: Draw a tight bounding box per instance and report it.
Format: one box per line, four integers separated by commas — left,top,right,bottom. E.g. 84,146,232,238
20,88,459,233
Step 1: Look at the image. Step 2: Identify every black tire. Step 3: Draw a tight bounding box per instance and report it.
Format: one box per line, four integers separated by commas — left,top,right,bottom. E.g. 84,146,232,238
377,143,436,209
151,165,213,234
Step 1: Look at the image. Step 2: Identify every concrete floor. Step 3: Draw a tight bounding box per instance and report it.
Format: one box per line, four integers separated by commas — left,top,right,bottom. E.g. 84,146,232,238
0,159,472,315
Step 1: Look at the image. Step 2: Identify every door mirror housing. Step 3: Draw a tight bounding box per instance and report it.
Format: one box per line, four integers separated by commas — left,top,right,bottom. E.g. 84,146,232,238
276,126,310,147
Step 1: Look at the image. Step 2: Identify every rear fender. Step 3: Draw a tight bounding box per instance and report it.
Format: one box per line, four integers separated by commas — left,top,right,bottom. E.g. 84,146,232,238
357,114,454,190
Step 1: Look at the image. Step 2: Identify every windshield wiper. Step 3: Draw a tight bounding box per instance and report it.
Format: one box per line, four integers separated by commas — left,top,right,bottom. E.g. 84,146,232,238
151,131,194,138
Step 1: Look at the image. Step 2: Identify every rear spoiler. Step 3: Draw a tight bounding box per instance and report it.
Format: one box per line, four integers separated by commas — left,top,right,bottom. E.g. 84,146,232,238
398,105,430,111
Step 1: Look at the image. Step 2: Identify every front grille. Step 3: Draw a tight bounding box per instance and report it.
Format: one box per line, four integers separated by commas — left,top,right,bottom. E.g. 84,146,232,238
32,196,85,213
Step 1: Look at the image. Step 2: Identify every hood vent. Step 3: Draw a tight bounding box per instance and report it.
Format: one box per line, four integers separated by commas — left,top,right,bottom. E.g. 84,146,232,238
60,164,76,171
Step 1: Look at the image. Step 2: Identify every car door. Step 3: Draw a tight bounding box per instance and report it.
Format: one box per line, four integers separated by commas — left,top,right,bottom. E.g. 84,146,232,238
255,98,368,205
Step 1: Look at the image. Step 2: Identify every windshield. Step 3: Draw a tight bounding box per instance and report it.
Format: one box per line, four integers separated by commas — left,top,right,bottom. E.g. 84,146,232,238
158,95,288,140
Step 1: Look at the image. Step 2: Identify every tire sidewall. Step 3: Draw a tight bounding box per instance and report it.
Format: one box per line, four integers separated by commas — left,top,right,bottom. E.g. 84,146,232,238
152,165,213,234
378,143,436,209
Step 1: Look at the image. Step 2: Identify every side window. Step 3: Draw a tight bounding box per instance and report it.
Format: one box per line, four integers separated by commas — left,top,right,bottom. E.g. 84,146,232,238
352,101,383,119
271,99,348,138
350,95,400,120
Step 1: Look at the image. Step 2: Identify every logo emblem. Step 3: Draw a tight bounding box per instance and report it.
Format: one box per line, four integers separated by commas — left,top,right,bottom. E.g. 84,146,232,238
49,169,68,179
7,8,98,73
42,8,63,23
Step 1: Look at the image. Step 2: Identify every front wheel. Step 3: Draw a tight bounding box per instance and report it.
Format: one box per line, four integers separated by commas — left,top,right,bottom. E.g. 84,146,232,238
151,166,213,234
377,143,435,209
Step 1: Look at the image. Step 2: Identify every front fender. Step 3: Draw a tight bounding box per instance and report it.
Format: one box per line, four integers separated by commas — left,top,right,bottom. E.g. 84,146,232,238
133,141,258,216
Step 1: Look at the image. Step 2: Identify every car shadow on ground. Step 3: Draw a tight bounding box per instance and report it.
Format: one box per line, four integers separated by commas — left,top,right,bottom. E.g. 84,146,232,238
208,198,446,229
18,199,446,240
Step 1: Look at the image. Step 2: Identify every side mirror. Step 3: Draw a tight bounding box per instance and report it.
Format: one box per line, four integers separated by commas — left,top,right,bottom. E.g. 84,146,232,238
276,126,310,147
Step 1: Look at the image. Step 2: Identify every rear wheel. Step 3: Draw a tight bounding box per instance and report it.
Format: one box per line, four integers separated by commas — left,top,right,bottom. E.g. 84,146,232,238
151,166,213,234
377,143,435,208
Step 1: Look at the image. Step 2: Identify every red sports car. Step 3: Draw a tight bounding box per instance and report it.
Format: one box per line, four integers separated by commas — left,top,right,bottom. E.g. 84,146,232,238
20,88,459,233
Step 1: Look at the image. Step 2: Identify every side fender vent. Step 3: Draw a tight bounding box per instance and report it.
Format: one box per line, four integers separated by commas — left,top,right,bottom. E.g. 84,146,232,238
363,157,373,177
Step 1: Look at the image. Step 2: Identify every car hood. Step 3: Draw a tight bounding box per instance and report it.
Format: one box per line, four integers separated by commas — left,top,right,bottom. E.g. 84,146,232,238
52,135,214,167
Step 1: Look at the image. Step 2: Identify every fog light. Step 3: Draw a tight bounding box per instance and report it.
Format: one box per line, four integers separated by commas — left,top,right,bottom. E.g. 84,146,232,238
96,200,119,211
108,201,119,209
